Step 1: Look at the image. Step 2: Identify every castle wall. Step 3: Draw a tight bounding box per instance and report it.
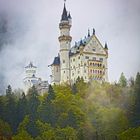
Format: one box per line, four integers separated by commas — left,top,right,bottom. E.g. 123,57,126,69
51,65,60,84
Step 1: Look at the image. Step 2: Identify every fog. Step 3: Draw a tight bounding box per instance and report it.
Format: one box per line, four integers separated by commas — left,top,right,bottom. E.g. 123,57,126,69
0,0,140,93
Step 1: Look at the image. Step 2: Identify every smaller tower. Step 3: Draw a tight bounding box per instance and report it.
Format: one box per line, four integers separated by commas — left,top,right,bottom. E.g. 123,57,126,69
88,29,90,37
104,43,109,81
92,28,95,35
23,62,39,92
50,56,61,84
59,2,72,84
68,12,72,25
25,62,37,78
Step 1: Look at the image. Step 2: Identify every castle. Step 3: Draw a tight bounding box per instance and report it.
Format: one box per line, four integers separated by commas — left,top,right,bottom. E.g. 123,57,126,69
50,2,108,85
23,62,49,94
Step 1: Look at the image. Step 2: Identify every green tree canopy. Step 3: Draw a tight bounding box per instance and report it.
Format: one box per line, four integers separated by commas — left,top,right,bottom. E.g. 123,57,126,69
119,72,127,87
0,119,12,140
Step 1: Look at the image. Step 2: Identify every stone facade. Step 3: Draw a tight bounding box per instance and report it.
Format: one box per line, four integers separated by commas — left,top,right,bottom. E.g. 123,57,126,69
23,62,49,94
50,3,108,85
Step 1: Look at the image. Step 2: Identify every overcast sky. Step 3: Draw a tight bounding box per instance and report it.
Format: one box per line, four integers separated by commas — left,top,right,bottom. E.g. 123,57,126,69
0,0,140,91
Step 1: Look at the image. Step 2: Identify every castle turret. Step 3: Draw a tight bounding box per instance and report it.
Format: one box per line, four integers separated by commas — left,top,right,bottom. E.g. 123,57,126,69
58,2,72,84
104,43,109,81
23,62,39,92
24,62,37,78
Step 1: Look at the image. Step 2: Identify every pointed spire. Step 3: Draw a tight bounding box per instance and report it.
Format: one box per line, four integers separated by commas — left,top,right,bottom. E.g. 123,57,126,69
105,42,108,49
80,39,83,46
61,2,68,21
68,12,72,19
88,29,90,37
93,28,95,35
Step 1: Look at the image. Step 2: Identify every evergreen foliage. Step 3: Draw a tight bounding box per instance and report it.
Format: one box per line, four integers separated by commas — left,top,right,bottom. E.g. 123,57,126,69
119,73,127,87
0,72,140,139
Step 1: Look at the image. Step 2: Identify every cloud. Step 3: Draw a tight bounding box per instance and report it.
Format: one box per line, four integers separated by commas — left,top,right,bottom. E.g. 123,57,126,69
0,0,140,93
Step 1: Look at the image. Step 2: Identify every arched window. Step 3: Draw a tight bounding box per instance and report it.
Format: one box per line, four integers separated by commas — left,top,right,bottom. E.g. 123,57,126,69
90,69,92,73
56,67,58,72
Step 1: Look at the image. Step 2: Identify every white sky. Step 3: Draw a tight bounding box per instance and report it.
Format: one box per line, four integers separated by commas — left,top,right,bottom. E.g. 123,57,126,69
0,0,140,89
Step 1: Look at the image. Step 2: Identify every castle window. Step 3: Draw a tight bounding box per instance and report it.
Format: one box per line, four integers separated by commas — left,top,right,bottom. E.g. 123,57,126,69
93,57,96,60
56,67,58,72
85,56,89,59
100,58,103,61
84,63,86,66
93,48,96,51
79,64,80,67
90,69,92,73
63,60,65,63
73,58,75,62
64,71,65,73
78,56,80,59
95,70,97,73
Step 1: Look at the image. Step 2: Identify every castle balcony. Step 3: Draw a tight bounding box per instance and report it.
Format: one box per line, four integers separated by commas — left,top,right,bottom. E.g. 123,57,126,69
59,21,71,29
58,35,72,42
88,60,105,69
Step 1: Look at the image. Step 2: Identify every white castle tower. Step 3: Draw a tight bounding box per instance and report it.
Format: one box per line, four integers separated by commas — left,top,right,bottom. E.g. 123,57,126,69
23,62,49,94
58,2,72,84
23,62,39,92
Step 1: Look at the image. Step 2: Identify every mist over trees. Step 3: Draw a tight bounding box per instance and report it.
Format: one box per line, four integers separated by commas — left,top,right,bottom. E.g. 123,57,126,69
0,13,8,93
0,72,140,140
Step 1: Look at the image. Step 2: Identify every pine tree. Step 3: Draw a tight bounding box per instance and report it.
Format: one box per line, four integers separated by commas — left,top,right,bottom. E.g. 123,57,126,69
17,92,27,126
135,72,140,92
5,85,18,133
47,85,55,102
132,72,140,126
26,86,40,137
119,73,127,87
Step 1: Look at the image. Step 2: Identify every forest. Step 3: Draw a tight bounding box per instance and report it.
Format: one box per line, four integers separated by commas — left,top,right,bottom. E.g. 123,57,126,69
0,72,140,140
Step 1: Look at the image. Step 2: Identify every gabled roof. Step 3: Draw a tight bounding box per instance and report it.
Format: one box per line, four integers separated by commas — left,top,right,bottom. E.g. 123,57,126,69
70,29,108,57
70,36,92,56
